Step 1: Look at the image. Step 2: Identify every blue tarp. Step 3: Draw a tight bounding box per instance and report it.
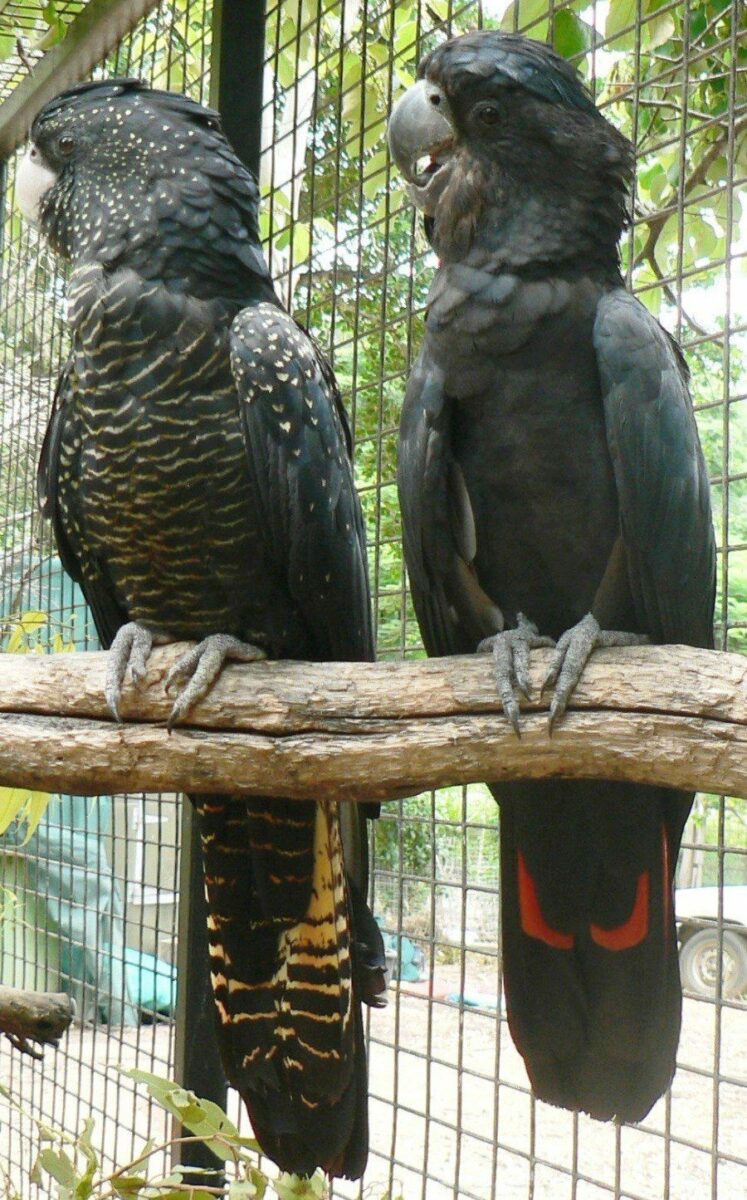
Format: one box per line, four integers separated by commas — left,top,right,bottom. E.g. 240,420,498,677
1,795,139,1025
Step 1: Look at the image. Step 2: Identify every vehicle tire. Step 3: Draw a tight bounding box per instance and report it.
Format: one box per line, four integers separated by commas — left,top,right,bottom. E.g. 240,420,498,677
679,928,747,999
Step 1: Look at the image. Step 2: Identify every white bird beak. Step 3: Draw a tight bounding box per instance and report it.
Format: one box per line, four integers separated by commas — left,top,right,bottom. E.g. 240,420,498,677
16,144,58,227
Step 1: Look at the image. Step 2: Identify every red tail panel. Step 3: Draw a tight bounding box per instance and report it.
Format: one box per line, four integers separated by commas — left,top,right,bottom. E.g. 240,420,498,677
590,870,649,950
518,851,574,949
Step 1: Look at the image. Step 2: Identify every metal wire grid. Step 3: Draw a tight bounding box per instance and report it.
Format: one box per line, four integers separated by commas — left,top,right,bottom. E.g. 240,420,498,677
0,0,213,1191
259,2,747,1198
0,1,744,1198
0,2,88,103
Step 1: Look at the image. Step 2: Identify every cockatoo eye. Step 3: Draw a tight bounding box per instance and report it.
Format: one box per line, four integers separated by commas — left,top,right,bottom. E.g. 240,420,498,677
477,104,500,127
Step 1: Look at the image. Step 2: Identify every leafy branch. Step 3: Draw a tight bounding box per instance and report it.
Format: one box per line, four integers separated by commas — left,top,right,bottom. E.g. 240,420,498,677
0,1,69,66
630,111,747,336
635,112,747,273
0,1071,329,1200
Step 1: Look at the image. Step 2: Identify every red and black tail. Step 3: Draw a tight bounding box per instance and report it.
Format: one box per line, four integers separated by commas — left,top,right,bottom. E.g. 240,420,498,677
494,779,690,1123
194,793,386,1178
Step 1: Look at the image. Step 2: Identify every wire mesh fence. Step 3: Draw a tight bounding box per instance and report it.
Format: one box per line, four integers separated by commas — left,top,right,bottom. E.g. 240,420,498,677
0,1,745,1198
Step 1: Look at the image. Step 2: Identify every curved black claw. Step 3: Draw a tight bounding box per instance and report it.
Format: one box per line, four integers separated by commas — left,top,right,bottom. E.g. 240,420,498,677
105,622,154,721
165,633,267,729
543,613,649,732
478,614,555,735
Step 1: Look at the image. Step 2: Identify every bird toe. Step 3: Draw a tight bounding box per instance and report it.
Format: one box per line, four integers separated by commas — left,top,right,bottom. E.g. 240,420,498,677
105,622,154,721
165,633,266,727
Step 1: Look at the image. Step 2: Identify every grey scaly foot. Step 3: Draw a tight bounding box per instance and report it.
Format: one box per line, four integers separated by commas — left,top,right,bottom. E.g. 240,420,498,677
165,633,267,729
105,622,155,721
543,612,649,731
478,614,555,735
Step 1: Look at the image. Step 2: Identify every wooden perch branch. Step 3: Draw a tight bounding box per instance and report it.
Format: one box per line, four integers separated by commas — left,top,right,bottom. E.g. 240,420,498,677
0,986,75,1059
0,645,745,802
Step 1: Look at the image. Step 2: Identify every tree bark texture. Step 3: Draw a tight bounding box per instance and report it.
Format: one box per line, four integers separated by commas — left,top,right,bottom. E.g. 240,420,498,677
0,985,75,1054
0,645,744,801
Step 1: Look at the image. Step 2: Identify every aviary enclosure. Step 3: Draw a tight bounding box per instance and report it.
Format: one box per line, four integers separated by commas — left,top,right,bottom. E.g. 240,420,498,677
0,1,745,1197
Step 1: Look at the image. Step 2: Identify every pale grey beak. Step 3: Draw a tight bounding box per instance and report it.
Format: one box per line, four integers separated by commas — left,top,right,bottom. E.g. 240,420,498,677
16,144,58,227
387,79,454,187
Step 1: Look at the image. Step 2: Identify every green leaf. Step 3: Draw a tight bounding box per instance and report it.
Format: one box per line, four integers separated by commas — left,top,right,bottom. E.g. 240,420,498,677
367,42,389,67
37,16,67,51
145,1192,215,1200
394,20,418,57
373,187,406,225
0,788,28,835
0,34,16,61
501,0,550,33
393,66,415,92
363,148,390,199
552,11,591,60
363,112,387,152
230,1178,267,1200
110,1176,148,1196
122,1068,184,1107
248,1167,269,1197
273,1173,326,1200
342,52,362,90
0,787,50,840
606,0,637,49
394,4,417,31
289,222,311,267
5,609,47,651
235,1135,263,1152
21,609,48,631
122,1069,242,1157
639,285,662,318
19,791,53,843
642,8,675,50
0,789,49,841
72,1117,98,1197
36,1148,76,1187
276,50,297,90
705,155,728,185
638,161,669,206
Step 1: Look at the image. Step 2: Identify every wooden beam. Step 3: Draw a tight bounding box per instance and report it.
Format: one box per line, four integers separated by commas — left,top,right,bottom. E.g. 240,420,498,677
0,0,160,159
0,645,745,801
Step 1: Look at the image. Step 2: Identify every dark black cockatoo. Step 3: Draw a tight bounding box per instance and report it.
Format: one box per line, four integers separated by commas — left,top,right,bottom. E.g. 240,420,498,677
388,32,715,1122
18,79,386,1177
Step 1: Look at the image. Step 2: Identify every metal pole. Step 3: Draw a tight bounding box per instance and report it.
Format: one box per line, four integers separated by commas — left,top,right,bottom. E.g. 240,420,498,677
173,800,228,1189
173,2,266,1190
210,0,267,175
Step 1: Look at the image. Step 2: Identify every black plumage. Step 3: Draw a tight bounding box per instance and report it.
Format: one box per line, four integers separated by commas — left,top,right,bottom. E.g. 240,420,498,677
26,78,385,1177
388,32,715,1122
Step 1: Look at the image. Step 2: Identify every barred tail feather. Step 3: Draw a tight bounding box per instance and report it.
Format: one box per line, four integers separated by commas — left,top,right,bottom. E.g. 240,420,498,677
194,793,385,1178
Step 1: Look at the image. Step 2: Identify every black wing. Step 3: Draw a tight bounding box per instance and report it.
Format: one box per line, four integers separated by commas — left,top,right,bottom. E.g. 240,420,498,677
594,290,716,648
398,347,504,658
37,358,127,648
231,301,373,662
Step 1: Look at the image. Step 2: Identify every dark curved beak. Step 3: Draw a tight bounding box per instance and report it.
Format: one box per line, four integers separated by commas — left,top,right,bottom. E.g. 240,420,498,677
387,79,454,187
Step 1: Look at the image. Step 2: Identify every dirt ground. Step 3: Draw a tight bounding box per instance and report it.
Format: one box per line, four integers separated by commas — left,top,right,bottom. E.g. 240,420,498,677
354,964,747,1200
1,965,745,1200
